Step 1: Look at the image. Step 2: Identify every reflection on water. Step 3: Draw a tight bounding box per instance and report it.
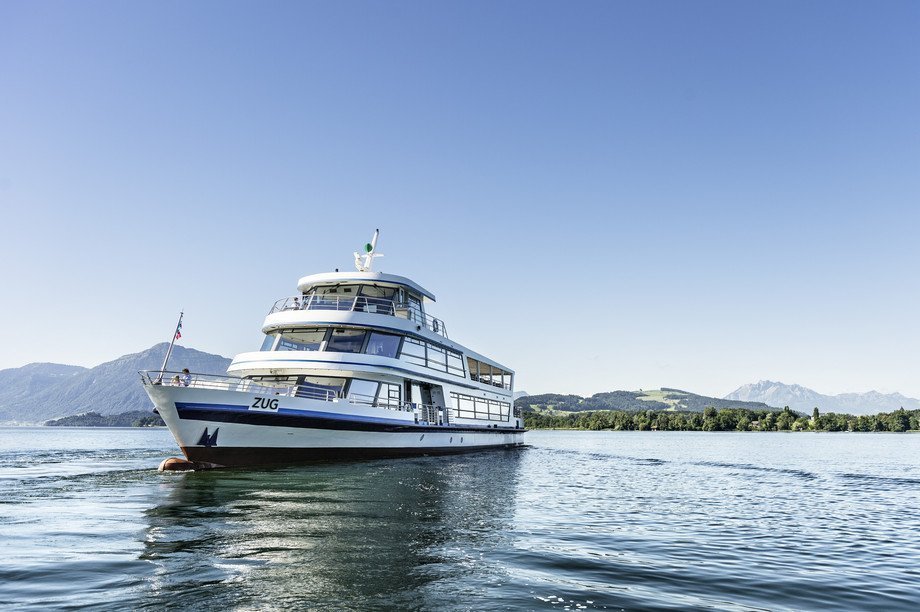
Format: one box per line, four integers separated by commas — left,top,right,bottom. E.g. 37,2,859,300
140,451,524,609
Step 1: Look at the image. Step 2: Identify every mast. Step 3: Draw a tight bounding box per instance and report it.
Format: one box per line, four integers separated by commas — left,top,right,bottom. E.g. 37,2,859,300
353,229,384,272
155,311,184,383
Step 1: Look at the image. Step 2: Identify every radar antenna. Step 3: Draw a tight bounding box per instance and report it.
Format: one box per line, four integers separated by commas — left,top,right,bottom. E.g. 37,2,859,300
354,229,383,272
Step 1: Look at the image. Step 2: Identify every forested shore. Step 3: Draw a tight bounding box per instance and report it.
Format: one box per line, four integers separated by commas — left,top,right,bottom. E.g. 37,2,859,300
524,406,920,432
44,411,165,427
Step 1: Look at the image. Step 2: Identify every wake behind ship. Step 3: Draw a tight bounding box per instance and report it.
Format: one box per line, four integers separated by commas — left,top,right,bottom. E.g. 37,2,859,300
141,231,524,467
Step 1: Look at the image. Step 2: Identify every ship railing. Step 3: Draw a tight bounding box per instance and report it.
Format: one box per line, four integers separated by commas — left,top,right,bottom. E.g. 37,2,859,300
411,403,448,426
268,295,448,337
141,370,452,423
139,370,335,401
346,393,413,412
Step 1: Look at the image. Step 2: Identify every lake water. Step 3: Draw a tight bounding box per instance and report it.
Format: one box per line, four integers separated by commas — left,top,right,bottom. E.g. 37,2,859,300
0,428,918,611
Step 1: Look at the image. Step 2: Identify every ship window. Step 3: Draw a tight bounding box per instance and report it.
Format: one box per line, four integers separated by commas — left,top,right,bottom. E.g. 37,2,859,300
447,351,464,375
296,376,346,399
406,295,423,321
347,379,379,405
357,285,397,314
466,357,512,389
377,382,402,408
277,328,326,351
309,285,358,311
427,346,447,371
400,337,427,365
365,332,401,358
326,328,367,353
449,392,511,422
398,337,465,377
456,394,475,416
260,333,277,351
359,285,396,298
467,357,478,379
316,285,358,295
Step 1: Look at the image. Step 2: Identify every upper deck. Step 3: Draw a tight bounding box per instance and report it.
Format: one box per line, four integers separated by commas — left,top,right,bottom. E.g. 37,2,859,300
268,293,448,337
279,270,446,337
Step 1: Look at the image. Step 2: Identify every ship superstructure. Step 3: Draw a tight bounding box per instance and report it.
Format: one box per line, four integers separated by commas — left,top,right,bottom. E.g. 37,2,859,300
141,231,523,467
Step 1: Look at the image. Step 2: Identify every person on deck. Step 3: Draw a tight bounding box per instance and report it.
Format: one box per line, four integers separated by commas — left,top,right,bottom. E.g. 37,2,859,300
181,369,191,387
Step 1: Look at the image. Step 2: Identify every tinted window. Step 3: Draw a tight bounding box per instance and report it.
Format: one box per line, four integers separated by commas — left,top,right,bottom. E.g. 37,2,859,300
366,332,401,357
295,376,345,399
277,328,325,351
359,286,396,298
326,329,367,353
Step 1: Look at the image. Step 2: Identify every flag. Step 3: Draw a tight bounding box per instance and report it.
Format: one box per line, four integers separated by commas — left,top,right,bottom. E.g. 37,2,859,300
175,329,182,340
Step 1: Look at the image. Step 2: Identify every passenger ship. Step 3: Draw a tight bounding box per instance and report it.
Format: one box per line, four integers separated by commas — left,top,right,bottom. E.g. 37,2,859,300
141,231,524,467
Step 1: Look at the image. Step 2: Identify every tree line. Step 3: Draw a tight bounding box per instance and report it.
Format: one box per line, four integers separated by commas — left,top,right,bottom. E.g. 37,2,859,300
524,406,920,432
44,411,166,427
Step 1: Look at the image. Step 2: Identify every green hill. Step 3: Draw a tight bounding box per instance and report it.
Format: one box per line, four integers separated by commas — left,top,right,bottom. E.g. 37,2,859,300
517,388,775,414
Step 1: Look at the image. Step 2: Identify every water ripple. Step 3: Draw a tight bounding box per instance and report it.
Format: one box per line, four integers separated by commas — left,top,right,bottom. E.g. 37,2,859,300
0,429,918,610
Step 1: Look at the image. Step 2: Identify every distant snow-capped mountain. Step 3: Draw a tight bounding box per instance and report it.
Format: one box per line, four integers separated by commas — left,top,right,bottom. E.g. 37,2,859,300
724,380,920,416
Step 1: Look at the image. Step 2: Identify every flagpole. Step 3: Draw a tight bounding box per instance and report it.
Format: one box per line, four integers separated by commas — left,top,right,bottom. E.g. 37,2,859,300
156,311,184,383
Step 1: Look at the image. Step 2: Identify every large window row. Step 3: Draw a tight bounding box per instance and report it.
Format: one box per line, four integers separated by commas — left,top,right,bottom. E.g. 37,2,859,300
400,337,465,377
292,284,425,321
306,284,398,315
449,392,510,422
260,327,466,379
467,357,512,390
262,327,402,358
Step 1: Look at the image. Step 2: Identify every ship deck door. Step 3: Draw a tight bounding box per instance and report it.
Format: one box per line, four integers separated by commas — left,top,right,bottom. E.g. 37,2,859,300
406,381,446,425
429,386,448,424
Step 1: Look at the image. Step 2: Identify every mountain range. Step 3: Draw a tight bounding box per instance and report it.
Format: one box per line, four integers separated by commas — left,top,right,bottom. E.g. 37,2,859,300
2,344,915,423
0,344,231,424
724,381,920,416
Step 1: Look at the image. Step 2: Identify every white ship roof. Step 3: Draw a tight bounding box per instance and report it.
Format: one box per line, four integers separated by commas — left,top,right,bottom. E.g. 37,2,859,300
297,271,436,301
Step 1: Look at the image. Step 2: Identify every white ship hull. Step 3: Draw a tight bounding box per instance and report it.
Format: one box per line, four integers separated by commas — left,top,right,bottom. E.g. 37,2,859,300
145,384,525,467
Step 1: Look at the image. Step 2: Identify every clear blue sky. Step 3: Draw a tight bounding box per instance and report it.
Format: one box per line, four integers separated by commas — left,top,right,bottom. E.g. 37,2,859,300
1,1,917,398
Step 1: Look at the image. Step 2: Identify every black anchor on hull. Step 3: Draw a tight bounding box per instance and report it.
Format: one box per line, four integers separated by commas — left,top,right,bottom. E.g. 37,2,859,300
196,427,219,447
